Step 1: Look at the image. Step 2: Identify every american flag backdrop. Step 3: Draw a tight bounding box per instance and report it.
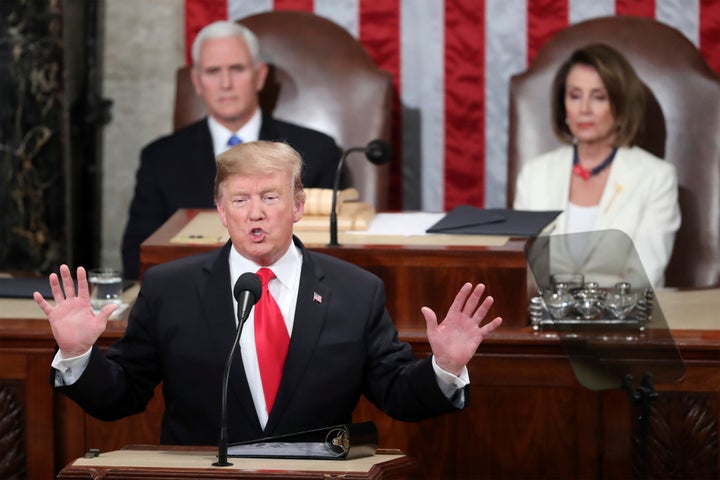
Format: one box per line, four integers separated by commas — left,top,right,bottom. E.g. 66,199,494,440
184,0,720,212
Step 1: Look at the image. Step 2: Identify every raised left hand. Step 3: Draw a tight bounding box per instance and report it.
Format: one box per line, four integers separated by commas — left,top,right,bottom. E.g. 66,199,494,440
422,282,502,376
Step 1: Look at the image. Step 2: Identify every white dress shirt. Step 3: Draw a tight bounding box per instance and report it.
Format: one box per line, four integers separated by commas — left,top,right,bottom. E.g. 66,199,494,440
207,108,262,157
229,243,302,427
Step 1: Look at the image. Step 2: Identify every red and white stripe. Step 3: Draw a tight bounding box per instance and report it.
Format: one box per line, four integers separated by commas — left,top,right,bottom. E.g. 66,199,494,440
185,0,720,212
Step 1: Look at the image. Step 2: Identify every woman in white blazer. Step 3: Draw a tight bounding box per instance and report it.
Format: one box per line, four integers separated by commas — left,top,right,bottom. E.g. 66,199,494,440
514,44,680,288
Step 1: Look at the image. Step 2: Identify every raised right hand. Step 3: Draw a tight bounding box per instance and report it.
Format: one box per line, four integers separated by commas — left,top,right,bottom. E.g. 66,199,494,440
33,264,118,358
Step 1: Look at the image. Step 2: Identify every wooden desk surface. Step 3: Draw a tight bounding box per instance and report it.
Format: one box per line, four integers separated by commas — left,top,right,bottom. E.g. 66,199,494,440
2,286,717,356
59,445,413,479
140,209,528,267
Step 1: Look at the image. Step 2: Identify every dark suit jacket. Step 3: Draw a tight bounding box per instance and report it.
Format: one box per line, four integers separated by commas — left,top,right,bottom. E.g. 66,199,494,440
55,238,464,445
120,116,341,280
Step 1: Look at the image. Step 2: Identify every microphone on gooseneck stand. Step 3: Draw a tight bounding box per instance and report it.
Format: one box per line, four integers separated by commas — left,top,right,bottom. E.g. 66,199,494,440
213,272,262,467
329,139,393,247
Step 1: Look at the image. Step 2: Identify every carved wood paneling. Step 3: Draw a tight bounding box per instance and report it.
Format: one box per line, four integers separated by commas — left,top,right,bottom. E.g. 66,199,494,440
0,384,26,479
634,393,720,479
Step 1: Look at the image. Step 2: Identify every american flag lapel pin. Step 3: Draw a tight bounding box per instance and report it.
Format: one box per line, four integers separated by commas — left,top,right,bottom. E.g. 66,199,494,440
313,292,322,303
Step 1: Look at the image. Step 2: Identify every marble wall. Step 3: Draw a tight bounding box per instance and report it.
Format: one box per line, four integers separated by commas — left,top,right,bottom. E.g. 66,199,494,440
99,0,184,270
0,0,64,272
1,1,195,273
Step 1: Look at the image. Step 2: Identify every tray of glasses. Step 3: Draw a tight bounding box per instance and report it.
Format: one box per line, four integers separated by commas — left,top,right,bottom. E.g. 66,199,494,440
529,281,654,331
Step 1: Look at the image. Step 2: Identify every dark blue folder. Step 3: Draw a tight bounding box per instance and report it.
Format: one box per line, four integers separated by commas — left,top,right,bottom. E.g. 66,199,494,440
426,205,561,236
0,277,132,298
0,277,55,298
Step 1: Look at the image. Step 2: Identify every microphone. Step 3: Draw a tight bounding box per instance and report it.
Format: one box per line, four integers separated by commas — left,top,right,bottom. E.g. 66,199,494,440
214,272,262,467
329,139,393,247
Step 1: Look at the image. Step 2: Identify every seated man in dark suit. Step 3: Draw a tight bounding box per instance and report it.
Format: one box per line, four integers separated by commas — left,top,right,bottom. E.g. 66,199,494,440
121,21,341,280
35,140,503,446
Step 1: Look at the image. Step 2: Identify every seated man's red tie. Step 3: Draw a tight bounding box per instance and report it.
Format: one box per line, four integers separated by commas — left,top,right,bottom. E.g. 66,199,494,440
255,268,289,413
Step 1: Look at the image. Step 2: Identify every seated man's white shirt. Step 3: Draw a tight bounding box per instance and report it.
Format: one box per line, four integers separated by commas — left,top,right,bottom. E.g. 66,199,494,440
208,108,262,156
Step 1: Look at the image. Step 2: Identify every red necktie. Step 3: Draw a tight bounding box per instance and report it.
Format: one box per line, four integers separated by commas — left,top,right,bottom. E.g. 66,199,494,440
254,268,289,413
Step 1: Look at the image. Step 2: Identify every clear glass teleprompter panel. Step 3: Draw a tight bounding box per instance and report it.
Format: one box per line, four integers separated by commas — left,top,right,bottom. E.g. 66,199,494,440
525,230,685,391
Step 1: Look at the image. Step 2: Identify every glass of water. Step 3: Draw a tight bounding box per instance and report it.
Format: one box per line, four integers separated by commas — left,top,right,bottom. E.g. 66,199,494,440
88,268,123,310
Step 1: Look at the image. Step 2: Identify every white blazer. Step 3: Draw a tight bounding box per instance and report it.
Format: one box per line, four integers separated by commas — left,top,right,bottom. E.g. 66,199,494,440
514,145,681,288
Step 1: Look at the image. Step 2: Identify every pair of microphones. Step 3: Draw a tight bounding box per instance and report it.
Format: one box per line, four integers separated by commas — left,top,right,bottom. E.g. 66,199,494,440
213,139,392,466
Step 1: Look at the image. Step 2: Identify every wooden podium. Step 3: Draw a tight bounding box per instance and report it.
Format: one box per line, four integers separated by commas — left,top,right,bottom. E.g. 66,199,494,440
57,445,415,479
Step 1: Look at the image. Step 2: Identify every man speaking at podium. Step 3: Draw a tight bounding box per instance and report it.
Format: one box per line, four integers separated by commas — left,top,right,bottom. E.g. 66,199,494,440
34,141,502,445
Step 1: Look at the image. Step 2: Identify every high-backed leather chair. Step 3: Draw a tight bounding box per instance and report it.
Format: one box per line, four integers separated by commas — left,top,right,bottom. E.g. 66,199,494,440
174,11,393,209
507,16,720,288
